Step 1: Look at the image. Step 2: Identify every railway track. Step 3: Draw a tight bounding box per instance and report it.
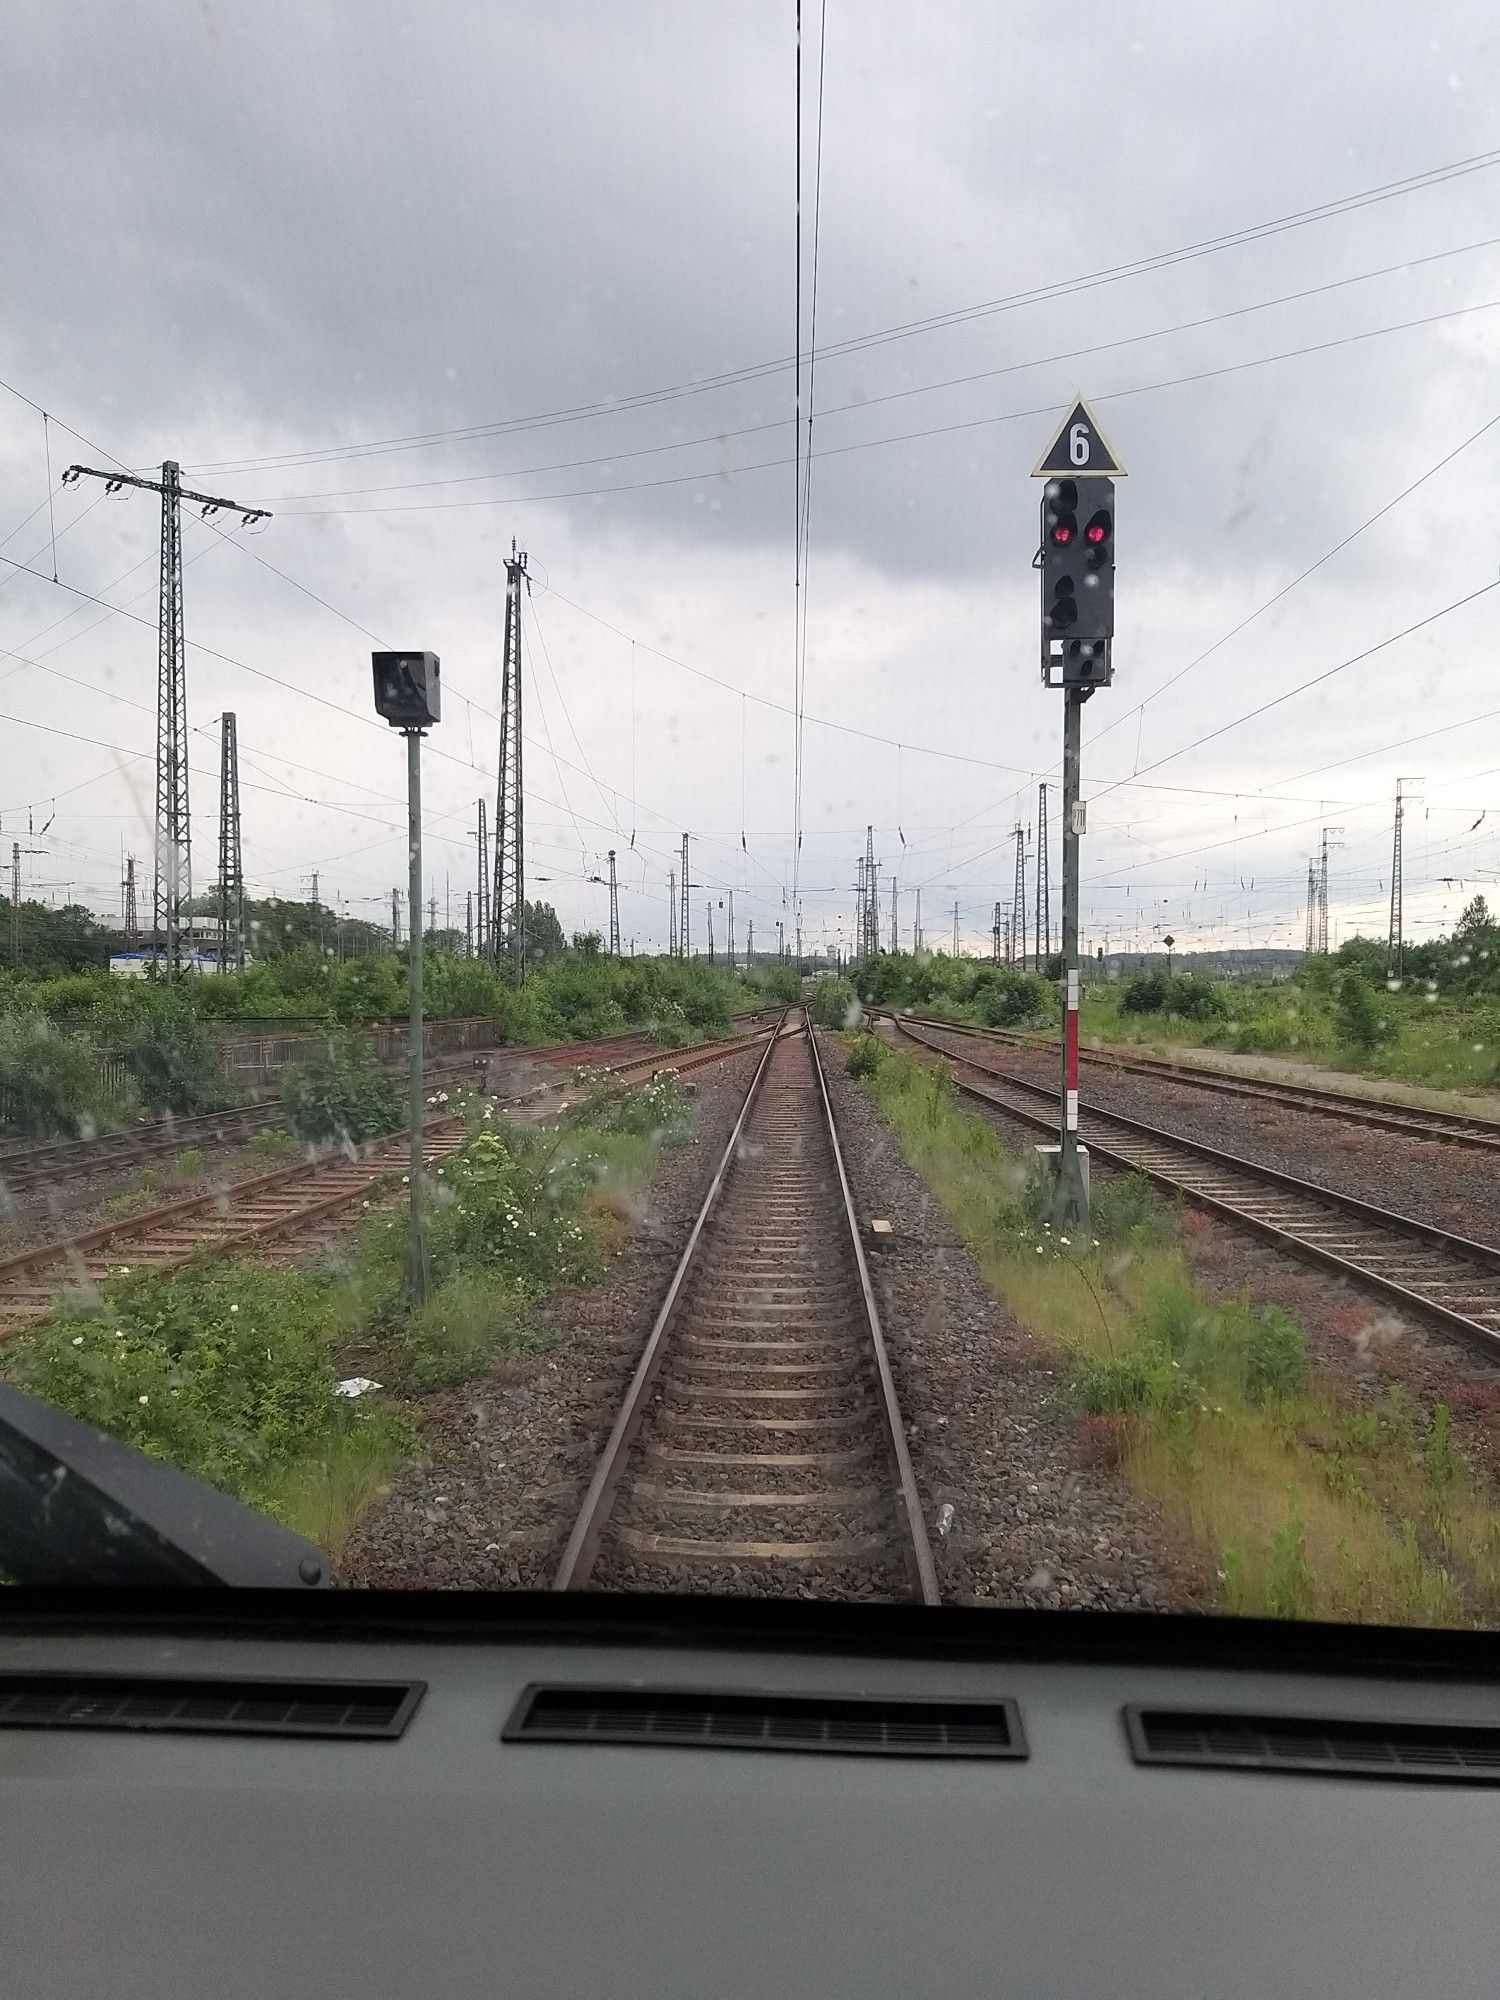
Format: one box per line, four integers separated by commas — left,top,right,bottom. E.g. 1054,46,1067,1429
554,1014,939,1602
0,1023,777,1330
879,1010,1500,1152
893,1017,1500,1362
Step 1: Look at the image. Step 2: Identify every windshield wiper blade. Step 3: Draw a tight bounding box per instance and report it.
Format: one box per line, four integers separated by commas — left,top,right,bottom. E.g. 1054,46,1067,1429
0,1384,329,1589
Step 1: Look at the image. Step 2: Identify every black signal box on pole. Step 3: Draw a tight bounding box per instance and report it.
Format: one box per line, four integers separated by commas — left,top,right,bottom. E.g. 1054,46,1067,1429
372,651,441,729
1040,475,1114,690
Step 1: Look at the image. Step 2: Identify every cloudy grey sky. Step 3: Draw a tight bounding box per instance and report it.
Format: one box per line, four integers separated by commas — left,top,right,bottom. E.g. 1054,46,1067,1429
2,0,1498,959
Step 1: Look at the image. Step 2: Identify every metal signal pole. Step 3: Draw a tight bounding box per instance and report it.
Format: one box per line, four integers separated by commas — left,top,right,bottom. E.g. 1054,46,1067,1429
1034,395,1123,1231
406,728,427,1296
62,462,269,976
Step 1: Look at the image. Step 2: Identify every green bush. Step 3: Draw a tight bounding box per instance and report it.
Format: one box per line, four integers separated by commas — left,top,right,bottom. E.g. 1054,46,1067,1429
587,1069,692,1142
281,1033,402,1144
430,1122,601,1292
809,976,860,1029
1120,968,1227,1020
973,969,1049,1028
118,997,230,1114
398,1268,545,1389
1089,1172,1169,1246
0,1012,137,1137
1333,970,1385,1055
845,1036,883,1080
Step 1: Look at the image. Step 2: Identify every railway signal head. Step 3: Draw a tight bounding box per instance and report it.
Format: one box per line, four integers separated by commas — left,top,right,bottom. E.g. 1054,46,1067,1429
371,650,441,729
1040,476,1114,690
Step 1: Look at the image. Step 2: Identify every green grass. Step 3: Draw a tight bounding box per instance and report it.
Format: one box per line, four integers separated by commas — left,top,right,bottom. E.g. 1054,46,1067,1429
397,1268,548,1391
860,1037,1500,1627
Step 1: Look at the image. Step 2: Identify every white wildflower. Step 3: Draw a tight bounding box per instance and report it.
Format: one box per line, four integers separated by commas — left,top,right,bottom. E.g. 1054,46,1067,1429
71,1335,84,1347
138,1394,149,1406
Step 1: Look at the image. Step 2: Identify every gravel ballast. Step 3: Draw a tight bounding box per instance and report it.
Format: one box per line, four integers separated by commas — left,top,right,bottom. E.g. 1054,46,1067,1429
818,1033,1201,1612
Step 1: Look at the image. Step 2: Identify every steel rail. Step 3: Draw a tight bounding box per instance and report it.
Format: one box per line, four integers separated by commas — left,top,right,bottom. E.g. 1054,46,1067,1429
553,1012,939,1601
893,1017,1500,1361
807,1024,940,1604
877,1009,1500,1151
551,1015,790,1590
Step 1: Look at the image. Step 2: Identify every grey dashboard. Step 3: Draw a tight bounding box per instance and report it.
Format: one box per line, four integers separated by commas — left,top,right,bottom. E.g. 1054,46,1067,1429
1,1614,1496,1999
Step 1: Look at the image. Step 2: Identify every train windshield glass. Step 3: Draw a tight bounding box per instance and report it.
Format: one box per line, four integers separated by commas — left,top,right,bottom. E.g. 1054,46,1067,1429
1,3,1497,1628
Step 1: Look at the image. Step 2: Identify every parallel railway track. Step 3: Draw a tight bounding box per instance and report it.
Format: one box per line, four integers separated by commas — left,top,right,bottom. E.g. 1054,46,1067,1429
554,1014,939,1602
893,1017,1500,1362
0,1019,776,1197
880,1010,1500,1152
0,1023,776,1330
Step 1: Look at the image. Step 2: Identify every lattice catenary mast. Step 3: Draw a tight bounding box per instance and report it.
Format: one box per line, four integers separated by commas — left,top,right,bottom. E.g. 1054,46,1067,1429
475,798,489,957
1036,781,1051,962
123,856,139,944
216,711,245,972
491,542,529,977
61,461,269,975
1011,823,1027,968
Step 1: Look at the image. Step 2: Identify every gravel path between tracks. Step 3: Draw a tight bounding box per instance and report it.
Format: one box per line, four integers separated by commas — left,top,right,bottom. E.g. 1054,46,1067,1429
914,1026,1496,1245
818,1035,1203,1613
343,1044,768,1590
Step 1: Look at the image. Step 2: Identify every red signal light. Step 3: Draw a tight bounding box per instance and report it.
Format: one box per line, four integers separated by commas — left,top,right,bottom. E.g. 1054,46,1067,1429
1051,522,1074,545
1085,521,1106,544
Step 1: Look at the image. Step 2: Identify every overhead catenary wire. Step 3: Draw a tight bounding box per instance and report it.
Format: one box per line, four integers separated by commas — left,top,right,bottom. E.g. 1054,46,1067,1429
179,144,1500,479
264,294,1500,517
247,233,1500,509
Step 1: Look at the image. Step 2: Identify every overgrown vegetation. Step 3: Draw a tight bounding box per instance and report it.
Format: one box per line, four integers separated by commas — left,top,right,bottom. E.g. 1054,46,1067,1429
858,1038,1500,1627
841,897,1500,1094
854,950,1050,1028
0,940,758,1136
808,975,861,1029
14,1263,413,1558
0,1011,138,1136
1081,935,1500,1094
281,1033,403,1144
1119,966,1228,1021
7,1064,700,1563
